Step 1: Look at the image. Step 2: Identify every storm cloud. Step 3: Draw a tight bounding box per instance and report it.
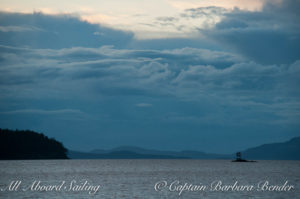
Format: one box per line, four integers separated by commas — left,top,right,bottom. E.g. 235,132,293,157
0,12,133,49
203,0,300,64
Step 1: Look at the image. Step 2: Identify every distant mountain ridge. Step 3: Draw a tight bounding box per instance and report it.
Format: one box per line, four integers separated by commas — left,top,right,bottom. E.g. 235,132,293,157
90,146,231,159
68,150,189,159
69,137,300,160
242,137,300,160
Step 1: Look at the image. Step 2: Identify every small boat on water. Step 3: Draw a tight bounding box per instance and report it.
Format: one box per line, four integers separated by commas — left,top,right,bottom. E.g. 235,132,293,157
232,152,257,162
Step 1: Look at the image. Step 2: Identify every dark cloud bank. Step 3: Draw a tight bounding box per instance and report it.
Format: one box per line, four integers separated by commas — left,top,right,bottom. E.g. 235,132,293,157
0,0,299,153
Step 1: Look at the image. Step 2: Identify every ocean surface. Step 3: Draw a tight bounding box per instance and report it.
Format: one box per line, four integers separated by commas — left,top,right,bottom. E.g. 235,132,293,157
0,159,299,199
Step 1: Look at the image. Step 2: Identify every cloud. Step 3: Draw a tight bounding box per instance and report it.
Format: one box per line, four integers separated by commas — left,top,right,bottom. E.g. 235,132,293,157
0,12,133,49
0,109,92,122
1,109,84,115
0,43,299,125
156,17,179,22
136,103,153,107
0,25,44,32
0,9,299,152
136,0,300,64
180,6,228,19
166,0,266,11
201,0,300,64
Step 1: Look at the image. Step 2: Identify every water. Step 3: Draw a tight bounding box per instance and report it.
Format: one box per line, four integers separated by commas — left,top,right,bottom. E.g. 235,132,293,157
0,159,299,198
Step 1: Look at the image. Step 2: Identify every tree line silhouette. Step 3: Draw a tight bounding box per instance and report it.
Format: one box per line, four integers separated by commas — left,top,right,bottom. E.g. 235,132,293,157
0,128,68,160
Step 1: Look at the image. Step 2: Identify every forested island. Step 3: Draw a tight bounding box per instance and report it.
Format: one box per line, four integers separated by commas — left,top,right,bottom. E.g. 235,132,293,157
0,129,68,160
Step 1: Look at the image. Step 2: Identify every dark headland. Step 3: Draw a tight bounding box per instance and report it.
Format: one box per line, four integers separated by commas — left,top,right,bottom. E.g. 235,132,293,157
0,129,68,160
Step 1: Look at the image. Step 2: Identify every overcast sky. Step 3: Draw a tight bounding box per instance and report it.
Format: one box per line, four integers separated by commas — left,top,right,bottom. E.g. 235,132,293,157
0,0,299,153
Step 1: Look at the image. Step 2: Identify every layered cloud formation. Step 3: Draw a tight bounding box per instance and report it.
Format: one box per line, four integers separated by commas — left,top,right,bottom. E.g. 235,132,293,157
0,0,299,152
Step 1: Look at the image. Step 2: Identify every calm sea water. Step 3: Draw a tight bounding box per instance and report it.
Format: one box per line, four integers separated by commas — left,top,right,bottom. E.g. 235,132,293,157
0,159,299,199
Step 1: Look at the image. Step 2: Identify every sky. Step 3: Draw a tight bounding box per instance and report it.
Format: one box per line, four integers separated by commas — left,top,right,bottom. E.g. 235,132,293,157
0,0,299,153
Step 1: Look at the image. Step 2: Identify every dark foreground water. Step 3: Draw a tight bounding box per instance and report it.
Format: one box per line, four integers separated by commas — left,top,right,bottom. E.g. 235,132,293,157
0,159,299,199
